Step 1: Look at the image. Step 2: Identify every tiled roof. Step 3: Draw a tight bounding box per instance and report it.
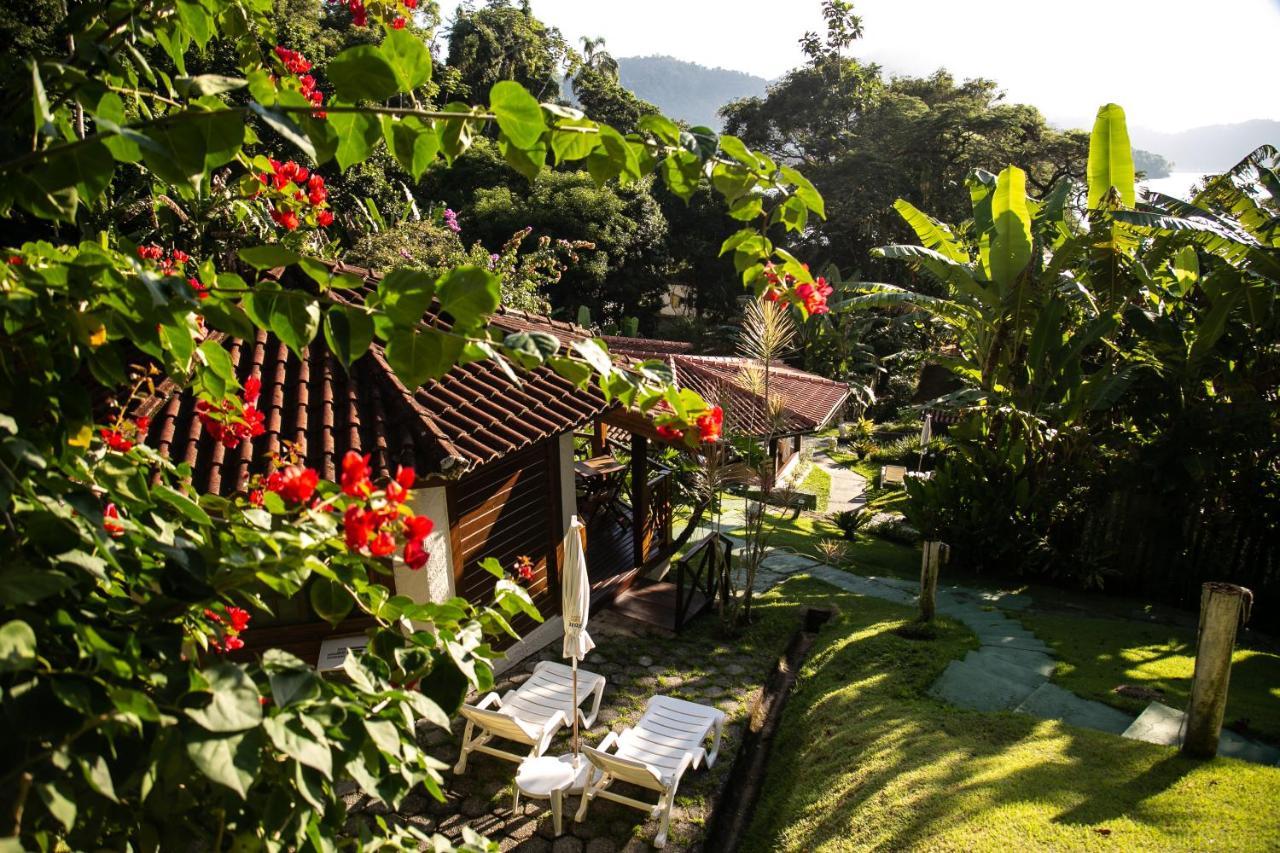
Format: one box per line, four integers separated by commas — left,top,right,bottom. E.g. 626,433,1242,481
604,339,851,436
134,263,611,496
599,335,693,356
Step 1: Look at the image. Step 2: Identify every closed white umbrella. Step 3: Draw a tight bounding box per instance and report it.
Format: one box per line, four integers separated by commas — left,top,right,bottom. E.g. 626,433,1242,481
561,515,594,760
918,413,933,471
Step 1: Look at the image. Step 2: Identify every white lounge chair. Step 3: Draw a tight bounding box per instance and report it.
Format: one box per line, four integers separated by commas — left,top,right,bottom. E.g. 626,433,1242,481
453,660,606,774
573,695,726,849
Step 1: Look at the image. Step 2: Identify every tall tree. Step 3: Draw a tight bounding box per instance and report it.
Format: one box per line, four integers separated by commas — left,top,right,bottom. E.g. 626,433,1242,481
442,0,572,102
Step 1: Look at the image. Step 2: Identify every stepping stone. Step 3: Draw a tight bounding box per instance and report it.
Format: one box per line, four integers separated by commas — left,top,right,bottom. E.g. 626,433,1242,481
1123,702,1280,765
963,650,1049,689
760,553,820,574
975,646,1056,678
928,659,1038,712
1014,683,1133,734
977,634,1052,654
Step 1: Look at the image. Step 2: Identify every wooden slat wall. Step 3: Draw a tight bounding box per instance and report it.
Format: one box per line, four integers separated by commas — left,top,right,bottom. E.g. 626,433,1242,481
451,441,560,642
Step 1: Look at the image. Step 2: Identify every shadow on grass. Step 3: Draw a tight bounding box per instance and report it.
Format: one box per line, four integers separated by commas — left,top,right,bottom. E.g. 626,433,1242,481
743,577,1280,852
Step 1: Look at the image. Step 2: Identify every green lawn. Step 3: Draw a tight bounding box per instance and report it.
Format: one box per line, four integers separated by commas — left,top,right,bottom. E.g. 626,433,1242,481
797,463,832,512
747,577,1280,852
1025,612,1280,746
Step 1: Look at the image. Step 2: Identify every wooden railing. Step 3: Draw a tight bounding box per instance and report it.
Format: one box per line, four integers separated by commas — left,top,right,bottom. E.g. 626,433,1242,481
674,532,732,633
641,466,674,563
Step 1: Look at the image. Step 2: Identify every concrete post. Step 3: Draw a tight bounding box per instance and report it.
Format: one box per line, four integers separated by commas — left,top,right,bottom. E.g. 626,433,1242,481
919,541,947,623
1182,582,1253,759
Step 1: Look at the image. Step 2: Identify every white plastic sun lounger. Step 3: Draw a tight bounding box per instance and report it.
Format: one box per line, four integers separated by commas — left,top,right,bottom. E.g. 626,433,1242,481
573,695,726,849
453,660,606,774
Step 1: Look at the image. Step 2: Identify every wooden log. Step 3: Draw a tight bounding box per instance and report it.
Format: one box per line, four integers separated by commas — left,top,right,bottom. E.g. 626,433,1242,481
919,541,947,623
1182,582,1253,759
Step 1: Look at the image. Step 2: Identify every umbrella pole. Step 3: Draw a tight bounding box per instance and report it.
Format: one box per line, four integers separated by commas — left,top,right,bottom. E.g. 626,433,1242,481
572,656,580,757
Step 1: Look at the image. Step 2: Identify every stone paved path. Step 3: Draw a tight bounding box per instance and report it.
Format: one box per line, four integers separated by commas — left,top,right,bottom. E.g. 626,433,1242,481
810,450,866,514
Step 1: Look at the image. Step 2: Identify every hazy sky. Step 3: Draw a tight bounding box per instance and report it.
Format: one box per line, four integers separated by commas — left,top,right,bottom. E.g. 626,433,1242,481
439,0,1280,132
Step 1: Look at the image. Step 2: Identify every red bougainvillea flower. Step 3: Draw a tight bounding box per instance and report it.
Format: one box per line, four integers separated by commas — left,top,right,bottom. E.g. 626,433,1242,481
391,16,406,28
248,489,264,507
266,465,319,504
402,0,417,7
7,255,22,265
655,424,684,442
795,277,833,316
514,555,535,583
274,46,312,75
370,530,396,558
226,606,251,633
100,427,134,453
404,514,433,543
696,406,724,443
188,277,209,300
403,538,429,569
103,503,124,537
341,451,373,497
195,378,266,450
343,505,373,550
222,635,245,652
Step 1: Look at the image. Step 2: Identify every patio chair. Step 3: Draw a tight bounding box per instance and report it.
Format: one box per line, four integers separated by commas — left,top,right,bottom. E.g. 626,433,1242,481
880,464,909,488
573,695,726,849
453,660,606,774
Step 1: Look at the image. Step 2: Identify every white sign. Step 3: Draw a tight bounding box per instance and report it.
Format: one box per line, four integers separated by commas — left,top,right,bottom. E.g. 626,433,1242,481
315,634,369,672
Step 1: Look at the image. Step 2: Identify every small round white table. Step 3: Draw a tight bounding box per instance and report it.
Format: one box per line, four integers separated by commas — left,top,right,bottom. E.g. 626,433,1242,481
513,754,592,836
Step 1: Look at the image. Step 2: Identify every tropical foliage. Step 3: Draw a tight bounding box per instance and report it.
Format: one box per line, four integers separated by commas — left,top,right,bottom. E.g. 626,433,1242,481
0,0,827,848
849,103,1279,618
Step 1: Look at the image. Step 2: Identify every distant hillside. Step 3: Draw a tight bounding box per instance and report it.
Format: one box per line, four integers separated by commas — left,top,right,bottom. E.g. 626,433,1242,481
1055,116,1280,172
617,55,768,130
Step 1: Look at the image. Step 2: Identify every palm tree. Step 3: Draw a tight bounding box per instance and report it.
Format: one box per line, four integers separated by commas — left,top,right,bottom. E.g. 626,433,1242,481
578,35,619,81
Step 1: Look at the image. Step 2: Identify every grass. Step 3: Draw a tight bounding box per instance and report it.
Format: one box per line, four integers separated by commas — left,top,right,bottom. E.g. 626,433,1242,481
746,576,1280,852
796,462,832,513
1024,612,1280,746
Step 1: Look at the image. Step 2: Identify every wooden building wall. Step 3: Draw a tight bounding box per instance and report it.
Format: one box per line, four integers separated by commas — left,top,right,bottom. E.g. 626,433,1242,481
449,439,562,643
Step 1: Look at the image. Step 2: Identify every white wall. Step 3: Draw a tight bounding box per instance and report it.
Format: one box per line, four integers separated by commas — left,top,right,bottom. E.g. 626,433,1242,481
392,486,454,612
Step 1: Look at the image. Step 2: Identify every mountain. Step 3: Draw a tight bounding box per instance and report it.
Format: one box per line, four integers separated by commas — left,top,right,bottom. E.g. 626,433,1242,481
616,55,768,130
1054,116,1279,172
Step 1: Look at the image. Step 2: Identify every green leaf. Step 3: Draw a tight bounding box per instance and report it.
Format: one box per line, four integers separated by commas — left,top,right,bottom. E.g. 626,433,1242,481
436,266,499,333
378,267,436,325
36,780,76,830
381,28,433,92
892,199,967,264
986,165,1033,290
480,557,505,579
550,123,599,164
269,292,322,357
327,45,399,102
264,649,321,707
717,135,759,170
175,0,214,48
781,165,825,219
186,729,262,798
498,134,547,181
773,195,808,232
154,484,213,526
727,195,764,222
489,81,547,150
659,150,702,203
264,716,333,780
323,306,374,370
309,577,354,626
386,327,463,387
239,244,300,270
248,103,317,162
387,117,439,182
328,111,383,171
586,124,640,186
177,75,248,97
637,114,680,145
186,663,264,733
79,755,118,803
1087,103,1136,209
0,620,36,672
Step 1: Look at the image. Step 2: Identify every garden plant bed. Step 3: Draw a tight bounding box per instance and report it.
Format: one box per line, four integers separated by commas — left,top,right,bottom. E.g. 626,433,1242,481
341,586,820,851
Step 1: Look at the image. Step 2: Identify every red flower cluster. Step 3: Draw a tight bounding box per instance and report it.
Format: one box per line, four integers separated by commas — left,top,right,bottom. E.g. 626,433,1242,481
7,255,22,265
513,555,535,583
100,416,150,453
196,376,266,450
266,464,320,504
796,277,833,316
204,605,251,653
273,46,326,119
696,406,724,442
339,452,433,569
326,0,415,28
103,502,124,537
137,244,190,275
256,160,333,230
655,424,684,442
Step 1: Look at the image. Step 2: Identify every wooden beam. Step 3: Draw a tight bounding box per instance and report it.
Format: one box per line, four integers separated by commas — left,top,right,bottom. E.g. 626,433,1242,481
592,418,607,456
632,433,648,566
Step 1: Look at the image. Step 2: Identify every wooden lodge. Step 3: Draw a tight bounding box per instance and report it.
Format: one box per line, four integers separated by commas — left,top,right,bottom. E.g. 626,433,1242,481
133,262,851,672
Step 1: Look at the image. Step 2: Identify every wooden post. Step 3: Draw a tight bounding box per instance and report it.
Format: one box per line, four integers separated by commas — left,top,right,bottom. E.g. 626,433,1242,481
919,541,947,622
591,419,607,456
1183,582,1252,759
631,433,648,566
